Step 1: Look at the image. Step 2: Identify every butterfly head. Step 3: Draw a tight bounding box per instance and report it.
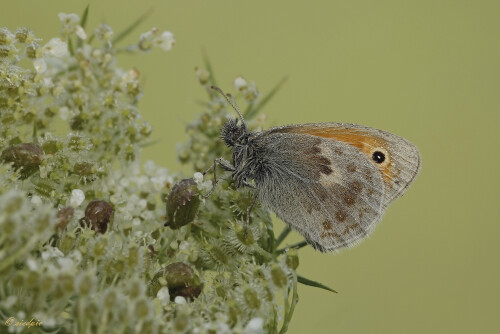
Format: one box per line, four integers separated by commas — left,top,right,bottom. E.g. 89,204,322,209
221,118,248,147
212,85,249,147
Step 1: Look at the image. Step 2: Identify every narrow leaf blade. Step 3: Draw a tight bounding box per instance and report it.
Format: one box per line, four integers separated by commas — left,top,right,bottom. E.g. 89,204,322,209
297,274,338,293
77,5,90,48
245,76,287,120
112,9,153,46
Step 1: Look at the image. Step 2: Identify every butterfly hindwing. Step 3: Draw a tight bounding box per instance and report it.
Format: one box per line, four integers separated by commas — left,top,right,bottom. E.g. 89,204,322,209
251,131,386,252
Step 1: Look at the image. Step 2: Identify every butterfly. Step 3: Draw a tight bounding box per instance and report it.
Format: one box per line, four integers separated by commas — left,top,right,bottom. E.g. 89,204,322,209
207,86,421,252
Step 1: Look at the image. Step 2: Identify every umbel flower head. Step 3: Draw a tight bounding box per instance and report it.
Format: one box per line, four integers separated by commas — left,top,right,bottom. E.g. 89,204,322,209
0,9,333,334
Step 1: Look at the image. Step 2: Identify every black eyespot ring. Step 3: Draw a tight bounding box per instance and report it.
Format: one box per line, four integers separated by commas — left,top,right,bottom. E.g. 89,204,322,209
372,151,385,163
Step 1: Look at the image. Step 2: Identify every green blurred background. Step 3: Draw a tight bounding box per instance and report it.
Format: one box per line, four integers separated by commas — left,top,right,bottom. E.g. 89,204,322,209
3,1,499,333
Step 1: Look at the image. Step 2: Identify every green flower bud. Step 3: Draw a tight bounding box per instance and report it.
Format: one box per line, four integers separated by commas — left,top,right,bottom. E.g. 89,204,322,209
271,264,287,288
73,162,94,176
15,27,31,43
164,178,200,229
286,250,299,270
1,143,43,179
79,200,114,233
243,288,261,310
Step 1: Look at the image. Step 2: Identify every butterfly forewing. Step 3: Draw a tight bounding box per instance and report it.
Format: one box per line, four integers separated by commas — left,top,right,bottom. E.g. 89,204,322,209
265,123,421,208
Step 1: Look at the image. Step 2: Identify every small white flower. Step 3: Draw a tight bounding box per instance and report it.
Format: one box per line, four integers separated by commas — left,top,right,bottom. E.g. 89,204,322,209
75,25,87,40
43,317,56,327
137,199,147,210
95,24,114,42
57,257,74,271
157,287,170,306
58,13,80,26
199,180,213,194
1,296,17,309
58,106,70,121
41,77,54,88
33,58,47,73
132,217,141,226
156,31,175,51
41,246,64,260
143,160,157,175
234,76,248,91
69,250,82,264
26,258,38,271
42,38,68,58
16,311,26,320
179,240,189,250
70,189,85,207
174,296,186,305
31,195,42,206
244,318,264,334
193,172,203,184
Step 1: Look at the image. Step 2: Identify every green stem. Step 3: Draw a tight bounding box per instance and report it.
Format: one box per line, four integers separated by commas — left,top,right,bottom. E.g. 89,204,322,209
276,240,308,255
279,274,298,334
275,226,291,248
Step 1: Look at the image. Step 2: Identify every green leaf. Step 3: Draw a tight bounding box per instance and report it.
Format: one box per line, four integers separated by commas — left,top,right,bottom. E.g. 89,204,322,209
244,76,287,120
112,8,153,46
81,5,90,29
67,37,74,56
297,274,338,293
77,5,90,48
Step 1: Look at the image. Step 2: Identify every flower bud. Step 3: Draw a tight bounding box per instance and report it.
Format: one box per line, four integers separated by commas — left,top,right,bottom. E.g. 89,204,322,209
15,27,32,43
164,178,200,229
285,250,299,270
270,264,287,288
1,143,43,178
79,200,113,233
73,162,94,176
150,262,202,301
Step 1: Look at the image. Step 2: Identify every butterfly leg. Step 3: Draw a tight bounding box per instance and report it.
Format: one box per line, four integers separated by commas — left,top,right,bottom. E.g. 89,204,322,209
244,190,259,238
202,158,235,198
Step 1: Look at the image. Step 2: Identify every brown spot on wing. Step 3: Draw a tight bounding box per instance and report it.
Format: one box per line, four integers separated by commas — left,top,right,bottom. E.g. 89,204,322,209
347,163,357,173
343,194,355,206
349,181,363,195
335,210,347,222
322,220,332,230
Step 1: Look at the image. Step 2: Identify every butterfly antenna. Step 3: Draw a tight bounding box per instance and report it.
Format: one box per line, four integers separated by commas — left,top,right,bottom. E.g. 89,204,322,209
211,86,247,127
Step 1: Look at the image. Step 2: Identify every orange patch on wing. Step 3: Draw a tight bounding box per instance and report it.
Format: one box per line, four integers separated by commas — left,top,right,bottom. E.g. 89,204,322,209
283,126,395,183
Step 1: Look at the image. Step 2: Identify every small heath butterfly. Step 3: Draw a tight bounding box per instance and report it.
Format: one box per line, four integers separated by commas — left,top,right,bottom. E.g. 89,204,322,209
207,86,421,252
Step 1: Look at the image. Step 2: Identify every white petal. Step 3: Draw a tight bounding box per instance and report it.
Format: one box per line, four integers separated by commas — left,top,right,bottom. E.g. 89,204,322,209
174,296,186,304
234,76,248,90
193,172,203,184
244,318,264,334
75,26,87,40
43,38,68,58
70,189,85,207
33,58,47,73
